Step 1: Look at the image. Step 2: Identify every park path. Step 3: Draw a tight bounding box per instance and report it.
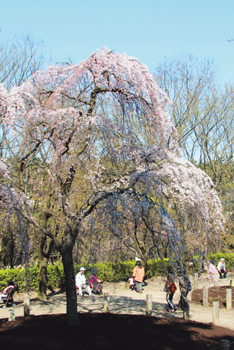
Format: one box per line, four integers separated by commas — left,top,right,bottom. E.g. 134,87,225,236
1,273,234,330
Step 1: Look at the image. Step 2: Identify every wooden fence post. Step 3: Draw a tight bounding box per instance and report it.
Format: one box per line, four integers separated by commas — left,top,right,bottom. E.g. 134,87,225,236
8,309,15,321
212,301,219,325
24,293,30,316
183,297,190,320
203,286,208,307
220,339,230,350
226,288,232,310
103,293,110,313
193,273,198,290
146,294,152,316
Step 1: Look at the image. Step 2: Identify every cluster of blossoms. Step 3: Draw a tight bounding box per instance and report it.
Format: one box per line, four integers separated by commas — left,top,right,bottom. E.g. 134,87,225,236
154,150,225,233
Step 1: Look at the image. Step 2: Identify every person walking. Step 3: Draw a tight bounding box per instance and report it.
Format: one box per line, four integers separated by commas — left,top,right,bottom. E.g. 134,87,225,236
217,258,227,279
208,260,219,287
177,272,191,310
76,267,92,297
165,274,178,312
133,260,145,294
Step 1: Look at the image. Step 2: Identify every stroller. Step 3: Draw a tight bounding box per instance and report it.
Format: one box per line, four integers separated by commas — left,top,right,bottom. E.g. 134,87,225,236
0,281,19,308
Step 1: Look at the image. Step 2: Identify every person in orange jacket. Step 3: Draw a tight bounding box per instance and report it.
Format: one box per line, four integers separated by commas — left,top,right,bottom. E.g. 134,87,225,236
133,260,145,293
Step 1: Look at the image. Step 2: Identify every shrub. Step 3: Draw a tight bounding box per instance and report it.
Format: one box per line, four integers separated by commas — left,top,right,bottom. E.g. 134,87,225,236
47,264,65,289
145,258,168,279
1,254,234,293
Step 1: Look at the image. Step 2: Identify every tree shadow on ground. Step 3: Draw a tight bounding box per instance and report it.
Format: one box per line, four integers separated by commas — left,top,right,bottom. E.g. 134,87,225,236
1,313,234,350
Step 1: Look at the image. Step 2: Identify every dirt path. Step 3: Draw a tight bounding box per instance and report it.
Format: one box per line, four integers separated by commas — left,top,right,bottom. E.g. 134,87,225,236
1,273,234,330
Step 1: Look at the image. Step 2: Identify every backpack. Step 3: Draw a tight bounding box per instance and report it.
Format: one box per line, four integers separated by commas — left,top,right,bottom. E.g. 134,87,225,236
170,282,177,293
187,280,192,291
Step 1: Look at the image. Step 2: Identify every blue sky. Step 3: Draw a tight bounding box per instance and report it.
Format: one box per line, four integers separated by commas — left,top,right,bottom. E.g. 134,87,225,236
1,0,234,83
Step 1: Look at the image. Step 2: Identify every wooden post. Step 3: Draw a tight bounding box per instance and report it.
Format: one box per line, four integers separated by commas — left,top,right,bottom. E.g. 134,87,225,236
230,280,234,287
8,309,15,321
103,293,110,313
146,294,152,316
220,339,230,350
183,296,190,320
226,288,232,310
193,273,198,290
212,301,219,325
24,293,30,316
203,285,208,307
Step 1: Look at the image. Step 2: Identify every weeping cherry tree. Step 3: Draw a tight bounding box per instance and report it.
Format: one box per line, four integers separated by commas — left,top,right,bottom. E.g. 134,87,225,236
0,47,224,325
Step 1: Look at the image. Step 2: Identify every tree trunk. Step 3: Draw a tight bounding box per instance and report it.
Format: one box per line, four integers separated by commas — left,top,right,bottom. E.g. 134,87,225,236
37,234,54,300
9,232,15,268
37,235,49,300
61,245,81,326
37,256,48,300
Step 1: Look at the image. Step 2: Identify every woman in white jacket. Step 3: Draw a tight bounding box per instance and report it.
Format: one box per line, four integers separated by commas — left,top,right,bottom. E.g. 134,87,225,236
75,267,92,297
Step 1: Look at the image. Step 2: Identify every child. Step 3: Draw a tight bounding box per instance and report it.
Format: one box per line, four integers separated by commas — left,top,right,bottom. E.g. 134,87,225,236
165,275,178,312
128,274,136,291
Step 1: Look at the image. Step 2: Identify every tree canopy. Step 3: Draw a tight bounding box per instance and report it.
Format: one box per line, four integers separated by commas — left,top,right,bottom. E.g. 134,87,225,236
0,47,225,325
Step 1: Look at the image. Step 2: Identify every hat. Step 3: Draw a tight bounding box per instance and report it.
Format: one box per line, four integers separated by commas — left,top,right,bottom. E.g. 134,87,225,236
80,267,85,271
221,258,225,261
212,260,216,264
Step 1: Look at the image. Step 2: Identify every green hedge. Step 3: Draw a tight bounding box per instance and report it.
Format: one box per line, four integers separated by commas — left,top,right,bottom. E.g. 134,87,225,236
0,263,66,293
0,259,164,292
0,253,233,293
74,259,167,282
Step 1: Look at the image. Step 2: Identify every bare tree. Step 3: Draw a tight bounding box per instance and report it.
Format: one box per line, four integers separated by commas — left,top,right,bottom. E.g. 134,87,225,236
0,33,45,90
